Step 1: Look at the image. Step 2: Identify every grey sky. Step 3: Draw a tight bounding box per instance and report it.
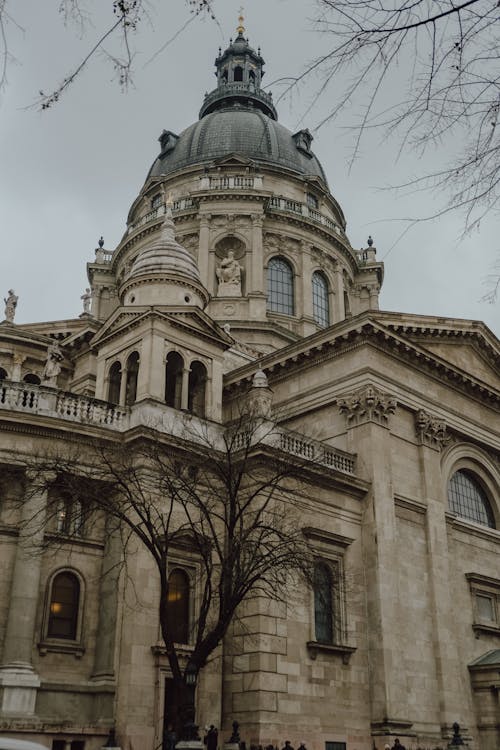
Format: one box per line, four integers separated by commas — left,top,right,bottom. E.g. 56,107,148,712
1,0,498,335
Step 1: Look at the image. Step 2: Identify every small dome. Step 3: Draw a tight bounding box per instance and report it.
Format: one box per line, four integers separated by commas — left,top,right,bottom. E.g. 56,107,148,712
130,208,201,284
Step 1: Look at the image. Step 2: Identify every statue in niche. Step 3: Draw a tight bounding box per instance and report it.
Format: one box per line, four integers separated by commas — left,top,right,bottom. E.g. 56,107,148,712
216,250,243,297
3,289,18,323
42,341,63,386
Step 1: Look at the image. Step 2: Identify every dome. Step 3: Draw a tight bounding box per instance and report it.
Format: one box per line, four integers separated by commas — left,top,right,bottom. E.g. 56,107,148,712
148,108,328,184
130,208,201,283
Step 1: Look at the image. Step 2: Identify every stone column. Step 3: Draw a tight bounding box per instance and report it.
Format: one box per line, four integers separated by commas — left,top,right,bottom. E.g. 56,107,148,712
198,214,211,290
91,518,122,683
333,266,344,323
415,410,465,736
0,470,54,715
119,365,127,407
250,214,264,294
338,387,408,732
181,368,190,411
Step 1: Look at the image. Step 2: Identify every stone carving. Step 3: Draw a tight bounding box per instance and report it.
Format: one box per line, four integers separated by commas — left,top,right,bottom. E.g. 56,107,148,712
415,409,450,450
216,251,243,297
42,341,63,386
80,288,92,314
338,385,397,427
3,289,18,323
246,369,273,418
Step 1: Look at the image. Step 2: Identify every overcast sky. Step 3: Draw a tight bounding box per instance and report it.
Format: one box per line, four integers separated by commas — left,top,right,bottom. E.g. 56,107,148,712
0,1,498,336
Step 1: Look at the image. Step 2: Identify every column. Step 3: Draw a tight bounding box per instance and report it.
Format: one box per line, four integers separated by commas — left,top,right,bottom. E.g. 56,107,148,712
198,214,211,289
415,410,465,735
119,365,127,407
333,266,344,322
249,214,264,294
0,470,54,715
181,368,190,411
91,517,121,682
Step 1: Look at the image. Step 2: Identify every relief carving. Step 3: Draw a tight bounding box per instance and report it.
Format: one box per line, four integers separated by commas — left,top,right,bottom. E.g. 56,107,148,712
338,385,397,427
415,409,450,450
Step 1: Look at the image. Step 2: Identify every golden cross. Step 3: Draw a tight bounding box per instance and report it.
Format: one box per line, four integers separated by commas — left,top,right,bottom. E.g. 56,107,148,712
236,7,245,35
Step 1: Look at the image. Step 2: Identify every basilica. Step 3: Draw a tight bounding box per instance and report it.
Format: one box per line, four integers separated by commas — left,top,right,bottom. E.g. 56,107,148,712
0,22,499,750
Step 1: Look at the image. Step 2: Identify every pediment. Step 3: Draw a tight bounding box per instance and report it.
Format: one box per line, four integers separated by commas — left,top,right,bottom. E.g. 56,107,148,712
91,305,233,350
212,153,255,168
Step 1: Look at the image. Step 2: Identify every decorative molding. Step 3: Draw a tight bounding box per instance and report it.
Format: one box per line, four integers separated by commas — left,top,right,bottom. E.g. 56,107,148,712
415,409,450,450
338,385,397,427
303,527,354,548
306,640,356,664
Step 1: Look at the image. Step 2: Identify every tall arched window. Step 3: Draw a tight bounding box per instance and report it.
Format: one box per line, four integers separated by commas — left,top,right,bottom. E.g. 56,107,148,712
267,257,294,315
233,65,243,82
312,271,330,327
48,571,80,640
165,352,184,409
166,568,190,644
314,562,334,644
188,361,207,418
125,351,140,406
108,361,122,405
448,470,495,528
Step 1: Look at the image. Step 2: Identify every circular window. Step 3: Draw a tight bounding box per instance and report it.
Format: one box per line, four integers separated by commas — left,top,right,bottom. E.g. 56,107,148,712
184,294,191,303
129,295,135,304
448,470,495,528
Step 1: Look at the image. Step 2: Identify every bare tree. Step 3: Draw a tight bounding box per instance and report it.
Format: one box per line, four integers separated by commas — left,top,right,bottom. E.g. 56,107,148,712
298,0,499,235
18,412,312,739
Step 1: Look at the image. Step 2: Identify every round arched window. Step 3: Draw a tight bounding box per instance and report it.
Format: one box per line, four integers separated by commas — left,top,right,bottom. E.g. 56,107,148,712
267,257,294,315
448,470,495,528
312,271,330,327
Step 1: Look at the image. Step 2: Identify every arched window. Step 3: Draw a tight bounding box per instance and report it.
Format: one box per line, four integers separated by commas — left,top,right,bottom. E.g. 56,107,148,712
151,193,163,209
48,571,80,640
166,568,190,644
188,361,207,418
312,271,330,327
233,65,243,82
125,351,140,406
0,368,7,380
23,373,40,385
165,352,184,410
108,361,122,405
448,470,495,528
267,257,294,315
314,562,334,644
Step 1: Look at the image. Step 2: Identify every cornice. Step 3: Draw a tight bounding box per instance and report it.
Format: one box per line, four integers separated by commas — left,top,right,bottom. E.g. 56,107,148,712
224,315,500,408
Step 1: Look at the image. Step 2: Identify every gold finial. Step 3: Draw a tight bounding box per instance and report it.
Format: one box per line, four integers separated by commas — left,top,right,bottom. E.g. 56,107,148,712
236,7,245,35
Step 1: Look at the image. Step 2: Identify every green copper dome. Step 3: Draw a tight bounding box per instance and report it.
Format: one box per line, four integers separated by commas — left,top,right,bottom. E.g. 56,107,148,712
146,33,328,185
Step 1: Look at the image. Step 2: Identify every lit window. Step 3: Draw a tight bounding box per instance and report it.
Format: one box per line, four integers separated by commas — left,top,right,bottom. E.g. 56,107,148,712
267,257,294,315
166,568,190,644
48,572,80,640
448,470,495,528
312,272,329,327
56,496,83,536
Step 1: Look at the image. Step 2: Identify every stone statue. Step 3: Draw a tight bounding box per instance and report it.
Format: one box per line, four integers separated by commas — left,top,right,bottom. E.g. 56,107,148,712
216,251,242,296
4,289,18,323
81,288,92,314
42,341,63,386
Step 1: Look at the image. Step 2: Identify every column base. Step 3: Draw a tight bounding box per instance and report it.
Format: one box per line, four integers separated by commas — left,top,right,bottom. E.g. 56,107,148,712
0,662,41,716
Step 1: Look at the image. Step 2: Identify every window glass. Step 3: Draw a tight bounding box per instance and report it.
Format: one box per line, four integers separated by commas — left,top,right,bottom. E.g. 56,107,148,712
267,257,294,315
151,193,163,209
307,192,319,209
314,563,333,644
448,470,495,528
166,568,190,643
312,272,330,327
48,572,80,639
477,594,495,621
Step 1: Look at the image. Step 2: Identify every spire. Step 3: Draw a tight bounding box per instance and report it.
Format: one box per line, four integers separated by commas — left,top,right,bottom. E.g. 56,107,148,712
199,24,277,121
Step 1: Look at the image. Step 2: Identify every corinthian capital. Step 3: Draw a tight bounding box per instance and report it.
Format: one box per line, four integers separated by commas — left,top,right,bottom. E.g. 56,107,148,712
415,409,450,450
338,385,397,427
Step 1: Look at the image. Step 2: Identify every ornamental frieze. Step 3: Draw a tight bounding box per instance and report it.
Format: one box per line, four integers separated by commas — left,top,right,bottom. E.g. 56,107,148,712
337,385,397,427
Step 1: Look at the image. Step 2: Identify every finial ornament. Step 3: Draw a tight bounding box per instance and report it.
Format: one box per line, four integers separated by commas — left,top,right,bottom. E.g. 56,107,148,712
367,235,373,247
236,7,245,35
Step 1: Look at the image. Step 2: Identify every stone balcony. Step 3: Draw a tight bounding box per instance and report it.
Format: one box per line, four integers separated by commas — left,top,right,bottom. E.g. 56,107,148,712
0,381,356,476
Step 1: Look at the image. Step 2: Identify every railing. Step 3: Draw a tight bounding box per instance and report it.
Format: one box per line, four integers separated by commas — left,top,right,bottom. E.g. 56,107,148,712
198,175,263,191
0,381,126,429
268,196,343,236
278,428,355,474
127,198,198,235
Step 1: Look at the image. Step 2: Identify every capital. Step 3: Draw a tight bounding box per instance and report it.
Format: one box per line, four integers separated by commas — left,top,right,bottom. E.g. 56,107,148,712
338,385,397,427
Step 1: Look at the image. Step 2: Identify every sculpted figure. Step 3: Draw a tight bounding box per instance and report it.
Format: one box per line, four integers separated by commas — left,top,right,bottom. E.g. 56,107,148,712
81,288,92,314
216,251,242,296
4,289,18,323
43,341,63,385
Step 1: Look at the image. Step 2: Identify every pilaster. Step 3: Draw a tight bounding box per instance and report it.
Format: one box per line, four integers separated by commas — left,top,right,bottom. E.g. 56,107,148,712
0,470,54,716
198,214,211,285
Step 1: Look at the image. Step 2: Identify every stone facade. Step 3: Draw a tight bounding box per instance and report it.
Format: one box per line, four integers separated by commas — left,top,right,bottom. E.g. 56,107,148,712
0,27,499,750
